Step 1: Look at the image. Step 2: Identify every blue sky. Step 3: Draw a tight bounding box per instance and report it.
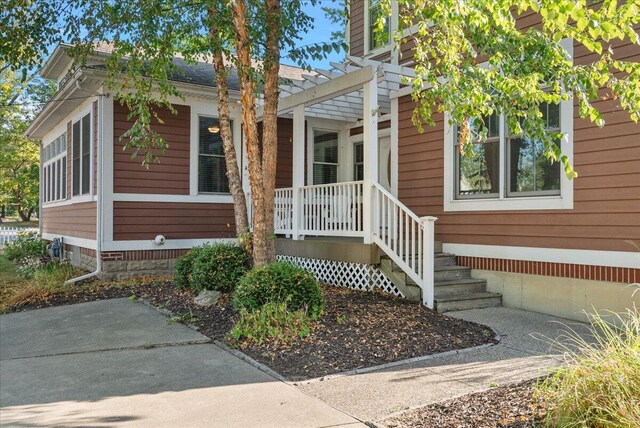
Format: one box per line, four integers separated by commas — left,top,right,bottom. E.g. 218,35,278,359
289,1,346,69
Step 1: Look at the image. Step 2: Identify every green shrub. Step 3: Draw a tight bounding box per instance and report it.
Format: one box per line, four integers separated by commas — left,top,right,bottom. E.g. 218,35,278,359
4,232,47,263
228,302,312,347
233,261,324,316
189,243,249,292
536,306,640,427
174,250,197,289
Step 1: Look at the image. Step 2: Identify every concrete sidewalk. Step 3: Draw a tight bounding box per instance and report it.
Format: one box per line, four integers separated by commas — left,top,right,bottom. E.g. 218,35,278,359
297,307,588,424
0,299,364,428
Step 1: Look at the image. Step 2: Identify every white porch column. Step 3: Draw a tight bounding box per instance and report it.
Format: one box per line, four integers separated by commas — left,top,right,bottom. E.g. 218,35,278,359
292,104,305,240
362,68,379,244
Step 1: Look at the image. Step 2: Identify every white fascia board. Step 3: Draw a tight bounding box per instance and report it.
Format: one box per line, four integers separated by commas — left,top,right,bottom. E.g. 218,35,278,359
443,243,640,269
102,238,238,252
42,233,97,250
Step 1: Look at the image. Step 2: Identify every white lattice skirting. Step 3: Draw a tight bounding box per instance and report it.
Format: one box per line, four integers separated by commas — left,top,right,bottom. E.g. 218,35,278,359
277,255,404,298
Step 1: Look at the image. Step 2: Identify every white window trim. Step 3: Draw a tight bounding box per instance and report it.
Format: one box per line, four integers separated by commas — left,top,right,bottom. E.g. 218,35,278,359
188,102,242,203
364,0,394,57
70,107,93,200
443,99,574,212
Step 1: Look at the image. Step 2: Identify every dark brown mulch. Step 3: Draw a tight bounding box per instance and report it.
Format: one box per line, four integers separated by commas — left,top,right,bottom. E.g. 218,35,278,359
238,286,496,380
5,280,496,381
382,379,547,428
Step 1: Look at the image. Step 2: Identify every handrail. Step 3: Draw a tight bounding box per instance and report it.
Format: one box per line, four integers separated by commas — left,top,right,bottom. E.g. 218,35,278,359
371,182,437,308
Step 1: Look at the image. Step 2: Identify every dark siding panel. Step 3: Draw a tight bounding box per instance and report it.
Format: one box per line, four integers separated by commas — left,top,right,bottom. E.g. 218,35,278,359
113,103,191,195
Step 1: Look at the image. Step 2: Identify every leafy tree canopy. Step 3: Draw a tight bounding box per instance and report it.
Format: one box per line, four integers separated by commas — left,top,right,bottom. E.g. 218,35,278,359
382,0,640,178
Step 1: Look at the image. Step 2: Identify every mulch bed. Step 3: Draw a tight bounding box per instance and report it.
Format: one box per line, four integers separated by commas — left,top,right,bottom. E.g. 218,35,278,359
5,279,496,381
382,379,547,428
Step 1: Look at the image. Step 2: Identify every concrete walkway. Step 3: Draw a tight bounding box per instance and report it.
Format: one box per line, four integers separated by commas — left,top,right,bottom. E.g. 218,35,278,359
0,299,364,428
296,307,588,424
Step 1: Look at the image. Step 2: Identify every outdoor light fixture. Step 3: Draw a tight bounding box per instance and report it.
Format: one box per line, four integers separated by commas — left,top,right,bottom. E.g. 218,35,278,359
208,125,220,133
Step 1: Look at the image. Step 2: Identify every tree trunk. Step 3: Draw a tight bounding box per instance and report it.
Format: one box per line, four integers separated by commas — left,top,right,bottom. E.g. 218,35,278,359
208,6,249,238
18,208,29,222
232,0,268,266
260,0,281,263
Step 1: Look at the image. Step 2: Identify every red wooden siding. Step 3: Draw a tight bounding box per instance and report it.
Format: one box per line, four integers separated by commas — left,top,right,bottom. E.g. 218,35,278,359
350,0,365,57
42,202,97,240
113,103,191,195
112,201,236,241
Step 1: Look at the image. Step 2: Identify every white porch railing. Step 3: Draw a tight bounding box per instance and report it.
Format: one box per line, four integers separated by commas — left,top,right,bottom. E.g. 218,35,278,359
274,187,294,234
371,183,437,308
300,181,364,237
249,180,437,308
0,227,39,249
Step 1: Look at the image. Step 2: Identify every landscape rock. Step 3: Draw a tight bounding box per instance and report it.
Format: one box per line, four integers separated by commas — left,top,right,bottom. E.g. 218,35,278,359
194,290,221,307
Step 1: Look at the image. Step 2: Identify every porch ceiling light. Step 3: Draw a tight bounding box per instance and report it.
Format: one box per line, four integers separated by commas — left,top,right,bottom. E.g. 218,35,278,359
208,125,220,134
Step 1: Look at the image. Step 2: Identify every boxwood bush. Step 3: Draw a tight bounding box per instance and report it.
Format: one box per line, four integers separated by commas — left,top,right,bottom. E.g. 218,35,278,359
232,261,323,316
174,250,197,289
187,243,249,292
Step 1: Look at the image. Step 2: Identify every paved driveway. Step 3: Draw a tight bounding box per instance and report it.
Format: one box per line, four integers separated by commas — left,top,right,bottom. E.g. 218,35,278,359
0,299,363,427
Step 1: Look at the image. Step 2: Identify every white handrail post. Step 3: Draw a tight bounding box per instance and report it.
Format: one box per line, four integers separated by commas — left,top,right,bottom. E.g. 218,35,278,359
292,105,305,240
362,68,378,244
421,216,438,309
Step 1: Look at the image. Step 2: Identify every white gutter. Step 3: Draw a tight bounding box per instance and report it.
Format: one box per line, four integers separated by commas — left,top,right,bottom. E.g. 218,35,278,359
65,87,104,284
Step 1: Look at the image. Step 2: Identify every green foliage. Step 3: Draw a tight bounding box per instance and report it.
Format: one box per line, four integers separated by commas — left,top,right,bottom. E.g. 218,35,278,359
232,261,324,316
537,306,640,427
387,0,640,179
167,310,200,325
3,232,47,263
174,250,197,289
0,71,55,220
31,260,78,290
189,243,249,292
228,301,312,347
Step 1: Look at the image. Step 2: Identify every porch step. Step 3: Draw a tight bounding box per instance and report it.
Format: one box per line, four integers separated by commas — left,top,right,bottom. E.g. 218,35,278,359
378,253,502,312
434,292,503,312
435,278,487,297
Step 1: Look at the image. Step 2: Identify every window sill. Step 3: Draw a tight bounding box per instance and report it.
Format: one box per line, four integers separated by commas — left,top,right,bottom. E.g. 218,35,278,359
444,195,573,212
112,193,233,204
364,45,391,59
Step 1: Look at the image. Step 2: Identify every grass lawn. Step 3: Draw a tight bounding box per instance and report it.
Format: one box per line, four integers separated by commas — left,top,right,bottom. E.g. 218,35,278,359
0,254,25,311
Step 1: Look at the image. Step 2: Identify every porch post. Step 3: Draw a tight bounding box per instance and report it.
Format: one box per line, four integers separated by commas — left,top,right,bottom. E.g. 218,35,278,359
292,104,305,240
362,68,379,244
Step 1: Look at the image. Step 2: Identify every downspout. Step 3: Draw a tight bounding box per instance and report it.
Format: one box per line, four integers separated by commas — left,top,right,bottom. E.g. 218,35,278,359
65,90,104,284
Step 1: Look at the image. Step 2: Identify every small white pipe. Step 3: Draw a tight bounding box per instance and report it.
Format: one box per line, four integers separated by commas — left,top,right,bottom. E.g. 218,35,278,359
65,91,104,284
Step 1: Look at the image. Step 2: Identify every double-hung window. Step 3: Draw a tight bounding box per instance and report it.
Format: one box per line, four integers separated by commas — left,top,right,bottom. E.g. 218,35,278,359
447,101,570,211
72,113,91,196
367,0,390,52
313,130,339,185
42,134,67,203
198,116,229,194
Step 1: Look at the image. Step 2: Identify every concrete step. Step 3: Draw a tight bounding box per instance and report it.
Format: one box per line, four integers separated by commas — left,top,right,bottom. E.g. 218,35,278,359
378,257,421,302
434,278,487,297
434,265,471,281
434,253,457,267
435,292,502,313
